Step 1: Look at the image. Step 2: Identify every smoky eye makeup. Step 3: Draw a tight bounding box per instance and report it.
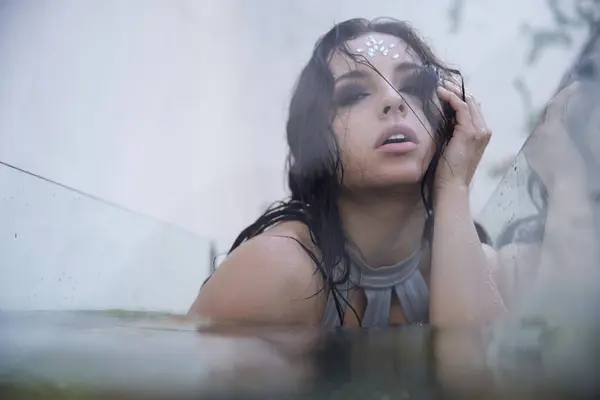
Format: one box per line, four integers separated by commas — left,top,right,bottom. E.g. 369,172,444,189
396,67,438,99
332,63,441,107
395,74,421,96
333,83,370,107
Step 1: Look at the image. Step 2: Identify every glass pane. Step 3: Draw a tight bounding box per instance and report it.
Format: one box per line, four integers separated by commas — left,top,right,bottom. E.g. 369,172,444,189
0,162,211,312
478,22,600,321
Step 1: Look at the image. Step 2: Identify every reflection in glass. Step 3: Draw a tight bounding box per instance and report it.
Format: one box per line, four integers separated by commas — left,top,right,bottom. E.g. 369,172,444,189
479,20,600,395
0,161,210,312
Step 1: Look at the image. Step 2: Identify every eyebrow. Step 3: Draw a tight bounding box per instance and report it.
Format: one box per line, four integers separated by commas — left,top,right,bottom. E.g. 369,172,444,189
334,62,422,84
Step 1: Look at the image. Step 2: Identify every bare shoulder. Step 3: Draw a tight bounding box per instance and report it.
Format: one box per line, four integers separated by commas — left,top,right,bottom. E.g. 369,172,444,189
188,221,325,325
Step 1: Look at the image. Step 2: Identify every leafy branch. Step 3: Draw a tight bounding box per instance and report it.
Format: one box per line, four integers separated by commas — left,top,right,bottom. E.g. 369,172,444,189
447,0,600,178
447,0,466,34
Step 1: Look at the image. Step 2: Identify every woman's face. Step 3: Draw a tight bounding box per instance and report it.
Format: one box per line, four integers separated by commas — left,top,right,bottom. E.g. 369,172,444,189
329,33,441,191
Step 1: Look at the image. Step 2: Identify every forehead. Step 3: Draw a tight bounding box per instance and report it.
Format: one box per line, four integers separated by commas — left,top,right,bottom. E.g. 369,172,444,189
329,33,422,78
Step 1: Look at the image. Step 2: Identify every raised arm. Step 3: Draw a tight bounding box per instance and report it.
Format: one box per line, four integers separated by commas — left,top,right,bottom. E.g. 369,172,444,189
428,82,507,326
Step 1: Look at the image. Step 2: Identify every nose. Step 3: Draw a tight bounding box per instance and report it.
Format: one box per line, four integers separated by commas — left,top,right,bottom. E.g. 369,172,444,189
380,91,408,119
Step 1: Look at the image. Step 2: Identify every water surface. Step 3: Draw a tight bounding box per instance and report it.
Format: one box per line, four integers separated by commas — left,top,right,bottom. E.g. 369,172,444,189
1,311,597,399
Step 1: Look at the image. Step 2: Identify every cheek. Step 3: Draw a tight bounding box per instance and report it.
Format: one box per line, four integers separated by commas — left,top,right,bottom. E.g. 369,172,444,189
422,137,437,169
408,106,438,165
416,99,446,166
332,110,371,165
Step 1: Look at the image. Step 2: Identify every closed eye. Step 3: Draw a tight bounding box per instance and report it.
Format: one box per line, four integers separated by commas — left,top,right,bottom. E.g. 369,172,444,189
397,69,437,100
333,84,370,107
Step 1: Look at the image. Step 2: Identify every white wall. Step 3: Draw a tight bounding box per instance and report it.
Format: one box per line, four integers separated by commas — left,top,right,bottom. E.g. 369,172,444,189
0,0,588,310
0,0,262,253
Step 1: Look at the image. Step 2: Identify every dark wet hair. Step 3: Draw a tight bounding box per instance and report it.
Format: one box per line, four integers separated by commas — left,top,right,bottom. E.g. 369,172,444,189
222,18,467,325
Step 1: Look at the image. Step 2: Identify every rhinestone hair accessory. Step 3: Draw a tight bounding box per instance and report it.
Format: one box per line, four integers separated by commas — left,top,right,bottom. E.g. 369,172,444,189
356,35,401,59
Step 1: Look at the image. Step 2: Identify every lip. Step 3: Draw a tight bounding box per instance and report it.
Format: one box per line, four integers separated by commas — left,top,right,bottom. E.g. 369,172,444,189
374,123,419,149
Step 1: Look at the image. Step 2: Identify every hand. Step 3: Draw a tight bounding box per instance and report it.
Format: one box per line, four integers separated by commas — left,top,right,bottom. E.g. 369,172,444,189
523,81,586,190
434,80,491,192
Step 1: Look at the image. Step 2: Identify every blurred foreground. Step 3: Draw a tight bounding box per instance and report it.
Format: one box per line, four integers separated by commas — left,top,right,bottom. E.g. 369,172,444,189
0,310,598,399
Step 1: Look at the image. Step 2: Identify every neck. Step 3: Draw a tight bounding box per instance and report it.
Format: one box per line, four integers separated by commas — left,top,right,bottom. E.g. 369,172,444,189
338,186,427,268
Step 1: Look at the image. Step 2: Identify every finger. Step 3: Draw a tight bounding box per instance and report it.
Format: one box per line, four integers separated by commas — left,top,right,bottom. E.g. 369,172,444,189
443,80,470,100
444,81,489,132
437,86,471,126
444,75,464,91
465,96,488,133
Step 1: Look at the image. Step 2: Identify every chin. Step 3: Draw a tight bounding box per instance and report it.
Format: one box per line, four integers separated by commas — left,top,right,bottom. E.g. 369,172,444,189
350,170,425,191
378,175,423,188
341,160,428,191
375,164,425,186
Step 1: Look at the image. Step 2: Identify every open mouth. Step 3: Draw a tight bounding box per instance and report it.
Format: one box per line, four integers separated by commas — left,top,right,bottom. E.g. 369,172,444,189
381,134,412,146
375,124,419,150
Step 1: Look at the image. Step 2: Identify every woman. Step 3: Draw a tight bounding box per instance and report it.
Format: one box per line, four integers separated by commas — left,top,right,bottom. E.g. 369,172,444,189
189,18,507,327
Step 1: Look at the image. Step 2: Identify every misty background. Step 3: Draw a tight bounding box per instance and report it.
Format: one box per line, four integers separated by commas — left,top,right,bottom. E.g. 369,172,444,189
0,0,590,312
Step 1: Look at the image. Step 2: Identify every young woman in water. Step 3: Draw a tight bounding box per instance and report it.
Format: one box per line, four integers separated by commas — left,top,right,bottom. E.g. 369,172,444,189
189,18,507,327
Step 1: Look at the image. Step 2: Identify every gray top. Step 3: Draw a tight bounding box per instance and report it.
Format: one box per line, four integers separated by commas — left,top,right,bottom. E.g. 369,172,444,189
321,243,429,327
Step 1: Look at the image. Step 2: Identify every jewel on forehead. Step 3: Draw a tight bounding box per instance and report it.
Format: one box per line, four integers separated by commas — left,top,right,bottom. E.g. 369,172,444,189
358,36,401,58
